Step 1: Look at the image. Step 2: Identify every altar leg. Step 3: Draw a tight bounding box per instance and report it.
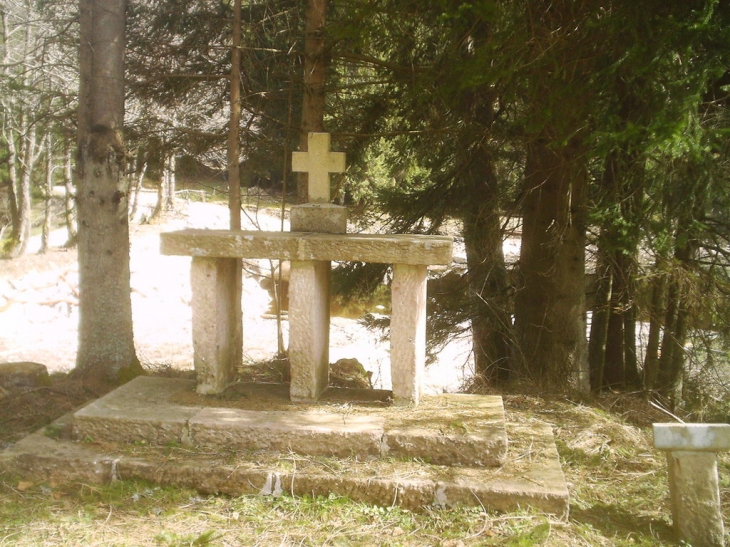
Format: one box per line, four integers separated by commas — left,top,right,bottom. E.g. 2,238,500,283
190,257,242,394
289,260,330,401
391,263,427,406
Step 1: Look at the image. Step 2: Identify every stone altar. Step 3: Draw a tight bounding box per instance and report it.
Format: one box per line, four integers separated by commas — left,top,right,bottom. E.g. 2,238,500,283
161,133,452,405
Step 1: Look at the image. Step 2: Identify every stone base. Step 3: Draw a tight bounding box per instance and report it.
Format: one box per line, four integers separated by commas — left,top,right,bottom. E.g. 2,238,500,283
0,377,568,518
1,377,569,517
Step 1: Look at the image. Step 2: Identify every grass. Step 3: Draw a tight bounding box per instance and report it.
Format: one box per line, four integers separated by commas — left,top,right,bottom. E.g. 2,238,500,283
2,394,728,546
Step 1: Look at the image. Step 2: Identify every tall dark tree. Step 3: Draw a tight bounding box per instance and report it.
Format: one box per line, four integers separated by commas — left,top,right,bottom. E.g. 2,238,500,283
74,0,142,386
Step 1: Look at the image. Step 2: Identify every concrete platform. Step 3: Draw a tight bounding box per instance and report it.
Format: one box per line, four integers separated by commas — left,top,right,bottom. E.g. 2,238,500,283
0,377,570,517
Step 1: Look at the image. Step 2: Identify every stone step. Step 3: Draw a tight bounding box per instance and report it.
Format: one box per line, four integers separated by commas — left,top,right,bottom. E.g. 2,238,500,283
1,376,571,516
1,402,570,517
72,377,508,468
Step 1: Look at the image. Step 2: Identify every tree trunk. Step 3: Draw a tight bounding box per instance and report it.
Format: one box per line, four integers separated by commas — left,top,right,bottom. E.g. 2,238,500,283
63,137,77,247
298,0,327,203
657,237,697,408
462,146,512,384
643,265,665,390
74,0,141,387
11,119,36,257
40,133,53,254
514,138,589,391
226,0,243,370
128,147,147,222
152,151,175,219
164,153,176,212
228,0,242,228
588,251,612,391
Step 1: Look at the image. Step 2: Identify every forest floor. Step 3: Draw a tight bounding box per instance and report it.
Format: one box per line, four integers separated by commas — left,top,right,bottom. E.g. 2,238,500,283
0,193,728,546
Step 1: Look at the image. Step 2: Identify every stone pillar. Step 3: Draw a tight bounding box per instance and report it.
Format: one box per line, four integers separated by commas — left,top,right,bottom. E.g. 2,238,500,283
288,260,331,401
654,423,730,547
666,451,724,547
390,263,427,406
190,257,242,394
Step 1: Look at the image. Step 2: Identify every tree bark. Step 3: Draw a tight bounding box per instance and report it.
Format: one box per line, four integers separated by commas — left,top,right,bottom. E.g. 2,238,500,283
643,266,665,390
63,137,77,247
462,146,512,384
128,146,147,222
40,133,53,254
229,0,242,229
298,0,327,203
588,251,612,391
11,119,36,257
514,138,589,391
74,0,141,387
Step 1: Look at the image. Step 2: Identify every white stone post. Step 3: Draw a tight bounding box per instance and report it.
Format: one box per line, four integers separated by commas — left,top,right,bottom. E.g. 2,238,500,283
288,260,331,401
653,423,730,547
190,257,242,394
390,263,427,406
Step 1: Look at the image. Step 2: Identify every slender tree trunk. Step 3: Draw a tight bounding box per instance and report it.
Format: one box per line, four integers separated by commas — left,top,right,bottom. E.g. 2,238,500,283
63,137,77,246
128,147,147,222
643,266,665,390
514,138,589,391
229,0,242,228
657,237,697,407
164,153,176,211
40,133,53,253
588,251,612,391
6,129,19,243
462,146,512,384
74,0,141,387
298,0,327,202
226,0,243,371
11,119,36,257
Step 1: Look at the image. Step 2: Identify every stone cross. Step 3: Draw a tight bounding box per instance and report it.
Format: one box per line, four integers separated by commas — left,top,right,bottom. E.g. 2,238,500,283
291,132,346,203
653,423,730,547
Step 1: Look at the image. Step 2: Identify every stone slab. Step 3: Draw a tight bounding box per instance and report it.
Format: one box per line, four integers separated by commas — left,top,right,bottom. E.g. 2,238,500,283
191,408,385,458
74,377,201,445
68,378,508,467
653,423,730,452
161,229,453,266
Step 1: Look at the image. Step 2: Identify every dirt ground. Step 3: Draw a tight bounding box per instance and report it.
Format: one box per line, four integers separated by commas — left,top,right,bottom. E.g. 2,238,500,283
0,197,472,447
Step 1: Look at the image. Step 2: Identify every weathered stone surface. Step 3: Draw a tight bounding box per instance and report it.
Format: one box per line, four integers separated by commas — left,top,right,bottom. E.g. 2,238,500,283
390,264,427,405
385,394,508,466
384,427,507,467
1,418,569,517
1,378,569,516
289,260,331,402
190,257,242,394
290,204,347,234
161,230,453,266
190,408,384,458
666,450,725,547
74,377,200,445
0,362,50,390
653,423,730,452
